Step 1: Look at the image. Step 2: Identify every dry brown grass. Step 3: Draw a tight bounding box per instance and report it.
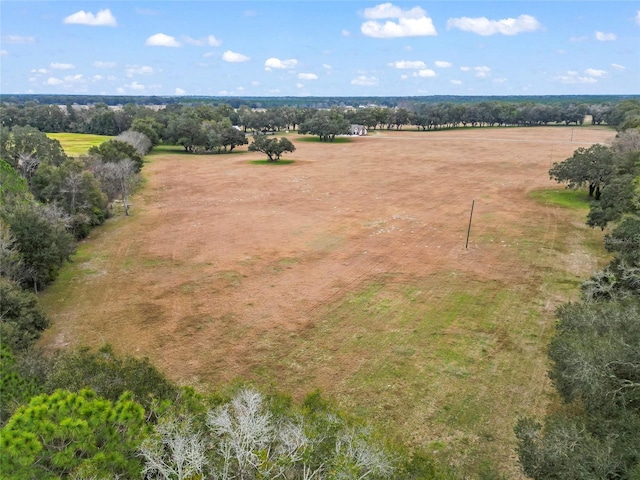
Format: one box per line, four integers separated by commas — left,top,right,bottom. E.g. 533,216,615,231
39,126,614,477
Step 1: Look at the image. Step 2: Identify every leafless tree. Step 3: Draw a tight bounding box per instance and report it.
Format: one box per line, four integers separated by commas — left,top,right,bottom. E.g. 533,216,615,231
16,153,40,184
93,159,138,216
139,417,209,480
611,129,640,155
116,130,152,156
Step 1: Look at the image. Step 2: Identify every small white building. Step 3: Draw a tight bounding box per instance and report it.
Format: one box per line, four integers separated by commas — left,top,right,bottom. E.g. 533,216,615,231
349,124,368,136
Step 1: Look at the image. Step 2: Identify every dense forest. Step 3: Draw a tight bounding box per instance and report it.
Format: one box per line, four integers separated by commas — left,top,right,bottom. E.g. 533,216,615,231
0,97,639,478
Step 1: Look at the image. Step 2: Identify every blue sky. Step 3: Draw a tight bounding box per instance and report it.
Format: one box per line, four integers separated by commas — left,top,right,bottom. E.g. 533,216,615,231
1,1,638,97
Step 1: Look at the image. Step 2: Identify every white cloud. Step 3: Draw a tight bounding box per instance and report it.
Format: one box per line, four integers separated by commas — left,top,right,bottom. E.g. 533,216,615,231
63,9,117,27
585,68,607,77
5,35,35,44
184,35,222,47
493,78,507,84
636,10,640,26
126,65,155,77
342,29,351,37
264,57,297,70
298,73,318,80
362,17,437,38
595,31,616,41
31,68,48,74
611,63,626,71
92,75,103,81
351,75,378,86
435,60,452,68
296,83,304,88
127,81,145,91
450,80,463,85
251,81,260,86
50,62,74,70
388,60,427,69
93,61,116,68
555,71,597,84
400,74,409,80
460,66,471,72
361,3,436,38
474,66,491,77
223,51,250,62
322,64,332,70
413,69,436,78
175,87,186,95
363,3,426,20
207,35,222,47
146,33,181,47
203,52,215,58
46,77,63,86
447,14,541,36
0,50,7,57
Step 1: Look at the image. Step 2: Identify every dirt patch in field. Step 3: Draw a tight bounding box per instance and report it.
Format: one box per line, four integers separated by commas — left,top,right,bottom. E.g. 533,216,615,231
39,126,614,474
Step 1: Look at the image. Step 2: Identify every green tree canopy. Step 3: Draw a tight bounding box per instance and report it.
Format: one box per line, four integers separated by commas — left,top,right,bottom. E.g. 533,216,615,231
549,144,616,199
248,135,296,162
88,138,143,171
1,388,147,479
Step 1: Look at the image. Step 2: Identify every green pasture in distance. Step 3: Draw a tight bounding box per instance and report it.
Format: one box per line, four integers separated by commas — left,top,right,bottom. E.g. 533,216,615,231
47,133,111,156
529,189,592,210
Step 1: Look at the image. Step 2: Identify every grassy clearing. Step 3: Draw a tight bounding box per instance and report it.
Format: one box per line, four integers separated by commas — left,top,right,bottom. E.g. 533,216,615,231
529,188,592,210
47,132,111,156
250,159,295,165
201,204,604,477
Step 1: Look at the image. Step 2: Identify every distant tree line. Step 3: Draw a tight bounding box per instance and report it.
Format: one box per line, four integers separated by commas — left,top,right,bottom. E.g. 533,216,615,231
516,126,640,478
2,99,640,141
1,93,638,109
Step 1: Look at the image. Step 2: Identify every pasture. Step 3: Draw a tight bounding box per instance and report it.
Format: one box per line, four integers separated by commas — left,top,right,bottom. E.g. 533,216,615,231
39,126,614,477
47,132,111,156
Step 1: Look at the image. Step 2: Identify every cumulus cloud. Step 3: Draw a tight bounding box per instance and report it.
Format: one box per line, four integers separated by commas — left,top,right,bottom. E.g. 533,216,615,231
93,61,116,68
474,66,491,77
323,64,332,70
127,81,146,91
388,60,427,69
585,68,607,77
298,73,318,80
435,60,452,68
92,75,103,81
50,62,74,70
175,87,186,95
413,69,436,77
351,75,378,86
5,35,35,44
611,63,626,71
146,33,181,47
223,50,250,62
185,35,222,47
450,80,463,85
460,66,471,72
555,71,597,84
46,77,63,86
447,14,541,36
264,57,297,70
595,31,616,41
296,83,304,88
342,29,351,37
126,65,155,77
64,9,117,27
361,3,437,38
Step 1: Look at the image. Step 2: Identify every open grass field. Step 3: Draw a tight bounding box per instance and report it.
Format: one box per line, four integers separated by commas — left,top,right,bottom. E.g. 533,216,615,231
39,126,614,477
47,132,111,156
